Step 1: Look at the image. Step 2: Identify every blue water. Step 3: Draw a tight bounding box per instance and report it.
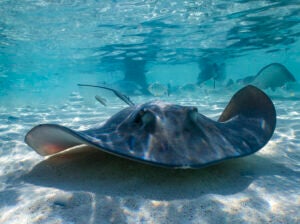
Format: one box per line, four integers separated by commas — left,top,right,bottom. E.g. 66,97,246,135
0,0,299,107
1,1,300,223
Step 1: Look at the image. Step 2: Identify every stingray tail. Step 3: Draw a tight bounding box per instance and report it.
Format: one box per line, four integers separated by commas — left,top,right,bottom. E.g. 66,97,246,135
218,85,276,149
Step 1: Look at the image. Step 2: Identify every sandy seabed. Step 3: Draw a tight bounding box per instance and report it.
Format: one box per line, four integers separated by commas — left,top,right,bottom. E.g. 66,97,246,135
0,91,299,224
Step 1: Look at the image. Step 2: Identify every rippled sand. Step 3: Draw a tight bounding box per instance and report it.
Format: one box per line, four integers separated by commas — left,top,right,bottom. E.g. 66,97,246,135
0,91,299,224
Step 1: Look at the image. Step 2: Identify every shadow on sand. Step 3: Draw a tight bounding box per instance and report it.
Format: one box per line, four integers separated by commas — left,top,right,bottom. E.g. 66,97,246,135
20,146,299,223
22,146,295,200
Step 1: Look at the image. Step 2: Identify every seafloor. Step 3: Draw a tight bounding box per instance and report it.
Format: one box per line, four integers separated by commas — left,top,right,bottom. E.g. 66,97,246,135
0,90,299,224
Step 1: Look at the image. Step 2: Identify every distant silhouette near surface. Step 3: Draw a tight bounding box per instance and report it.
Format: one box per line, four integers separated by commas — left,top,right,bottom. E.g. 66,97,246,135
197,57,226,87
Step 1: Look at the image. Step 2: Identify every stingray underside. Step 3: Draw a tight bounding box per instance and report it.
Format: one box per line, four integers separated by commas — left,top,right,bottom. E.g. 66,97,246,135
25,85,276,168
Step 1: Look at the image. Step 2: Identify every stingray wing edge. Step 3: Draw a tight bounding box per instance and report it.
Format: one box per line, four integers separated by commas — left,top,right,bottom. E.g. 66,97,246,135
25,124,90,156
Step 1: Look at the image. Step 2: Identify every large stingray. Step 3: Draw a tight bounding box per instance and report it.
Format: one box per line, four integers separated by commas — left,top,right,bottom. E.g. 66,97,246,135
25,85,276,168
252,63,296,90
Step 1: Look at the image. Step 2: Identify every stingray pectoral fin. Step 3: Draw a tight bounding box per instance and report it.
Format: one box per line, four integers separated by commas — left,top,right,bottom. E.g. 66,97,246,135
219,85,276,151
219,85,276,126
25,124,86,156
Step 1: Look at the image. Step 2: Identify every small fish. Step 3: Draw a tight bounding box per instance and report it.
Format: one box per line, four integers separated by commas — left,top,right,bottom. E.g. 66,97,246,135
95,95,107,106
148,83,168,97
78,84,135,106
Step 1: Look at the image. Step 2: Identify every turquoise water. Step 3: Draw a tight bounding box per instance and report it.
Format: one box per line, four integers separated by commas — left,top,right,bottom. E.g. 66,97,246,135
0,0,300,108
0,1,300,223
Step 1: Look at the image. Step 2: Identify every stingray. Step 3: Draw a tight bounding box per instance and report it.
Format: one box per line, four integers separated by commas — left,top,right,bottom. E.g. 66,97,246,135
25,85,276,169
252,63,296,91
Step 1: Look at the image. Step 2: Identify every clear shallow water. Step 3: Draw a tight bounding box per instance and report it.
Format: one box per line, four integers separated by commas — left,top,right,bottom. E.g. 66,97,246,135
0,1,300,223
0,0,300,107
0,94,299,223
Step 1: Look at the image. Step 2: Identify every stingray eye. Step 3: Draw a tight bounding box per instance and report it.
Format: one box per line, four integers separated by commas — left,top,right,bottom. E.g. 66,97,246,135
134,109,156,132
189,107,198,113
187,107,199,123
134,109,153,124
134,109,144,125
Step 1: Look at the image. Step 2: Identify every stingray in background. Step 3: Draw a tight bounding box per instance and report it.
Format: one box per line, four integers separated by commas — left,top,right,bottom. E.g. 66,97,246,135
25,85,276,169
250,63,296,90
